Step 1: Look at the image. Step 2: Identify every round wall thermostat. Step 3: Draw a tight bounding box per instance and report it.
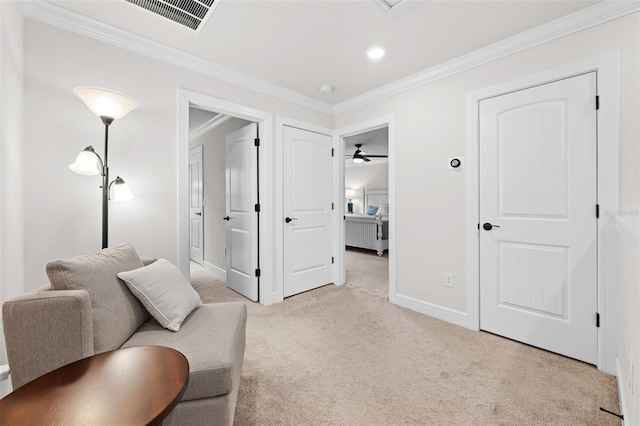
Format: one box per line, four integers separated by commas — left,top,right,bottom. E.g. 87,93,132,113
448,157,464,169
450,158,461,168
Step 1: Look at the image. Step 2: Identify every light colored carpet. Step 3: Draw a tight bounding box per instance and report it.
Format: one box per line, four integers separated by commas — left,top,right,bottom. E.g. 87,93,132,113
190,266,619,425
345,247,389,298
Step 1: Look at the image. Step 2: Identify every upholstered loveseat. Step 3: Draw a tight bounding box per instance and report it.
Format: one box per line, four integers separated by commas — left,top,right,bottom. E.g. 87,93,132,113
2,244,246,425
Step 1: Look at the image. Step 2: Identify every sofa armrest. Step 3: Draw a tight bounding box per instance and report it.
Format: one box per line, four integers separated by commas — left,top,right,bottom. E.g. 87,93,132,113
2,289,94,389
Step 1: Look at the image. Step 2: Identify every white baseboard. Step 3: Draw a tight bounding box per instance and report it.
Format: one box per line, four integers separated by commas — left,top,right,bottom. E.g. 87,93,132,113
202,261,226,280
394,293,468,328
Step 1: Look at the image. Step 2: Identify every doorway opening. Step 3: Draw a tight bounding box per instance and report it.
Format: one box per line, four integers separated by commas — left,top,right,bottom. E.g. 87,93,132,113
178,89,275,305
336,115,396,303
187,107,257,298
343,127,390,299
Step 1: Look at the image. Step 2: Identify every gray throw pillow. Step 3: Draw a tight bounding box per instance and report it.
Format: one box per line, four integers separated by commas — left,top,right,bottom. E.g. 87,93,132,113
118,259,202,331
46,243,149,353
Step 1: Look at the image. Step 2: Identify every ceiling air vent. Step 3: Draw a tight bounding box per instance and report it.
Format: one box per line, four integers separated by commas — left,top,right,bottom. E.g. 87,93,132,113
125,0,217,31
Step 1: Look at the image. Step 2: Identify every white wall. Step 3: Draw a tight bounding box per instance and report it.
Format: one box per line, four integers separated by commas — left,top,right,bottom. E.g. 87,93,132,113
189,116,251,272
0,0,24,397
612,214,639,425
335,12,639,311
334,12,639,417
345,162,388,214
21,18,332,290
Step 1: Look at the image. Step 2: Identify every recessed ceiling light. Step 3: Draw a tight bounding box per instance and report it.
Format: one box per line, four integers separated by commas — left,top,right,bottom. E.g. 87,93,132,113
366,46,386,61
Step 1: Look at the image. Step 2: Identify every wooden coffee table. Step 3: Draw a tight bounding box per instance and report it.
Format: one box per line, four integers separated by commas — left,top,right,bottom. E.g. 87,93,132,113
0,345,189,425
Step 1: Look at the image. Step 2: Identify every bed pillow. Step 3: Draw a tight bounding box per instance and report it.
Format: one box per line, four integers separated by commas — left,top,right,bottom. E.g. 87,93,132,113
366,205,378,216
376,204,389,217
117,258,202,332
46,243,149,353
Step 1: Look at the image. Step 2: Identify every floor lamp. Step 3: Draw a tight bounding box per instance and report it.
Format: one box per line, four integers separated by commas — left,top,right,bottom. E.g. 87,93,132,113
69,86,138,249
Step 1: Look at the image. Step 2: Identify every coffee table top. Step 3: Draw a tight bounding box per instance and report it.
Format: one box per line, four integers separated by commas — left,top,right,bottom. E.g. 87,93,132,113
0,345,189,426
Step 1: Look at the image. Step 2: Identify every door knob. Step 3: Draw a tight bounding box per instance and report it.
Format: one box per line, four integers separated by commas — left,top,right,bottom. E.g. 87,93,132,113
483,222,501,231
285,217,298,223
195,212,202,216
223,216,230,221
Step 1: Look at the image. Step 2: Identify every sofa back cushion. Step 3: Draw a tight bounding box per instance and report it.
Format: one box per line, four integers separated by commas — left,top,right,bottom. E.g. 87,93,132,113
46,243,149,353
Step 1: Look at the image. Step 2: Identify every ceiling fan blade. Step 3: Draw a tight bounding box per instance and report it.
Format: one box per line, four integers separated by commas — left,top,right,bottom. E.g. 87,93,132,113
363,154,387,158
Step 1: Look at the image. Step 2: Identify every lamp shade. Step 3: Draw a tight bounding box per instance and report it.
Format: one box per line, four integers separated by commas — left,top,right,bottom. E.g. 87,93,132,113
110,177,135,201
345,189,356,199
69,147,100,175
73,86,139,120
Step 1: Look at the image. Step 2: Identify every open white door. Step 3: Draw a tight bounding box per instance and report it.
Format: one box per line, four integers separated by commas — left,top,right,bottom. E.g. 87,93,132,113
189,145,204,265
283,125,333,298
225,123,259,301
479,72,598,364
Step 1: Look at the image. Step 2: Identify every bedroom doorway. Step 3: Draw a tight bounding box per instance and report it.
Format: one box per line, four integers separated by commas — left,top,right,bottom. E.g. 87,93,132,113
342,124,392,299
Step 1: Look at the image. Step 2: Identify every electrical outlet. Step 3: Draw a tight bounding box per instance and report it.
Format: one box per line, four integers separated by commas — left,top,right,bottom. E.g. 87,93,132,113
444,273,454,288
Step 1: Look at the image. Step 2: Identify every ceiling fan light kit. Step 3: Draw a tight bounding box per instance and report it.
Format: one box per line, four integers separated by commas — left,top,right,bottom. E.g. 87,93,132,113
347,143,387,163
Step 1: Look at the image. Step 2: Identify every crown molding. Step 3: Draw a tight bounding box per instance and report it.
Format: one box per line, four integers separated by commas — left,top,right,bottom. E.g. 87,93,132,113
20,0,334,115
333,1,640,114
20,1,639,117
189,113,231,140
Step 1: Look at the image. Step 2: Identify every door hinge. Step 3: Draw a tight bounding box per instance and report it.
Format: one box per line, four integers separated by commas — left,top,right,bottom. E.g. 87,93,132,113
331,148,334,157
596,204,600,218
255,268,261,277
332,202,335,210
255,204,260,212
331,257,334,264
595,96,600,110
596,312,600,328
254,138,260,147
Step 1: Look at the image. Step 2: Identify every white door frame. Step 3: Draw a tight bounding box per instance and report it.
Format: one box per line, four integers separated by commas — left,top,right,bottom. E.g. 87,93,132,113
465,52,619,374
275,117,336,304
178,89,275,305
335,115,397,303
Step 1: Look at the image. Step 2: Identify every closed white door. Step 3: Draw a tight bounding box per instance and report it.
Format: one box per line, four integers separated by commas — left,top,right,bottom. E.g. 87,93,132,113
479,72,598,364
283,126,333,298
189,145,204,265
225,123,259,301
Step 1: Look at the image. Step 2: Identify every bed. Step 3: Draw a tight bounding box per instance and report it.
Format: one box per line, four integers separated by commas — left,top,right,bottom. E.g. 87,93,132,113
345,189,389,256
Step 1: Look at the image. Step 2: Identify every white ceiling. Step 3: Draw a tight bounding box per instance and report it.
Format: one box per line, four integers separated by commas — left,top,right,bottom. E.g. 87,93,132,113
43,0,602,105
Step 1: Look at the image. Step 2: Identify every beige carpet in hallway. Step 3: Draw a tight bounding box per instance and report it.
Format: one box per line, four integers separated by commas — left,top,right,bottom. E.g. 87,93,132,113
190,266,619,425
344,247,389,298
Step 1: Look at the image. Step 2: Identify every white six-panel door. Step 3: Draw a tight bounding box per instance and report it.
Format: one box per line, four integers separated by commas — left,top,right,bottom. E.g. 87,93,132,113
225,123,259,301
479,72,598,364
283,125,333,298
189,145,204,265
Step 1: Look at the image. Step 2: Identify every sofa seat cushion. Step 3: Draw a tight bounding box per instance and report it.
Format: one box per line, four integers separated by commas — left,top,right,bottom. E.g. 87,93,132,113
122,302,247,401
46,243,149,354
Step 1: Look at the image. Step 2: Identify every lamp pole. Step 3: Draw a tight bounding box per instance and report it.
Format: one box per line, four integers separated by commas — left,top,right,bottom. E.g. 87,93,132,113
100,116,113,249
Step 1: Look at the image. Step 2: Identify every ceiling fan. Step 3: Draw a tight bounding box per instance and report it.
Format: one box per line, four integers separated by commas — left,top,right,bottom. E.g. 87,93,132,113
346,143,388,163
